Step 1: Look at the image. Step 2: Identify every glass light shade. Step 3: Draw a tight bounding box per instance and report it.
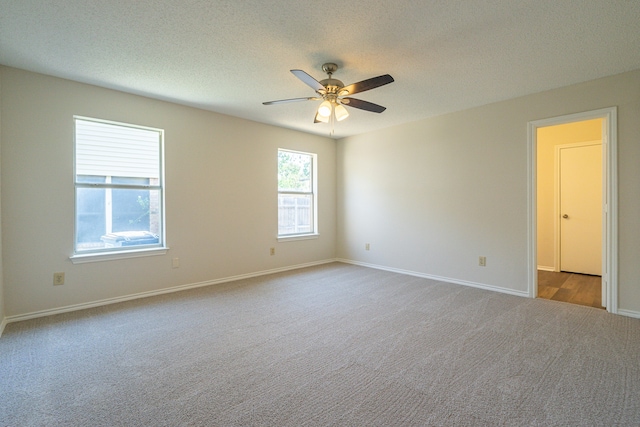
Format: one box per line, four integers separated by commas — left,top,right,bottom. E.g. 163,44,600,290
334,104,349,121
317,100,332,117
314,111,329,123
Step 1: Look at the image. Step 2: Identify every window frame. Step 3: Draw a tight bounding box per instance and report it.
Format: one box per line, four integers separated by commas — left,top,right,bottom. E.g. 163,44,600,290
71,116,167,263
277,148,318,240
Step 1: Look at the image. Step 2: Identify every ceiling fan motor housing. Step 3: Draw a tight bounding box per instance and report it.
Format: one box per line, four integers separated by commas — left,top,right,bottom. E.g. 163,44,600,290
319,63,345,98
319,78,344,94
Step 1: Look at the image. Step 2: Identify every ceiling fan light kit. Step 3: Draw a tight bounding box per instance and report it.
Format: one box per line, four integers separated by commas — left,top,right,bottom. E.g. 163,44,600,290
314,111,329,123
334,104,349,121
317,100,333,117
263,62,394,128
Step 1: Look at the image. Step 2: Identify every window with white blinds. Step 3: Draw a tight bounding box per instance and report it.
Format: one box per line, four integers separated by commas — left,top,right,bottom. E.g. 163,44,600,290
74,117,165,254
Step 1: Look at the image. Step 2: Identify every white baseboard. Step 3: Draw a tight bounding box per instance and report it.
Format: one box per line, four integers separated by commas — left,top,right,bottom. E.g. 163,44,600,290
617,309,640,319
336,258,530,298
338,259,640,320
537,266,556,272
6,258,638,328
0,317,7,338
5,259,337,325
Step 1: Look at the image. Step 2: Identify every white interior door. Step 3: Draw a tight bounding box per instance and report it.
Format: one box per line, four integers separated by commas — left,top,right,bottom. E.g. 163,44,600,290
559,143,602,275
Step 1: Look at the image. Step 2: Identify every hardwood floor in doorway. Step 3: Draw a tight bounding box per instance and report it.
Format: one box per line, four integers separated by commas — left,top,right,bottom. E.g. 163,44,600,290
537,270,603,309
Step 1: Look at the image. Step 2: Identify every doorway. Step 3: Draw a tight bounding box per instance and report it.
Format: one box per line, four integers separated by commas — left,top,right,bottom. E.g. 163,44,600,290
527,108,618,313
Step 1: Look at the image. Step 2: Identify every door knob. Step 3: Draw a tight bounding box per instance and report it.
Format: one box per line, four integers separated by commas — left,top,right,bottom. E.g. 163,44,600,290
562,214,569,219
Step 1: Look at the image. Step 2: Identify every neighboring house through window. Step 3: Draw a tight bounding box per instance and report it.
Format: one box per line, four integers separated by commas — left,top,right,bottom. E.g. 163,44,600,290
74,117,165,254
277,149,317,237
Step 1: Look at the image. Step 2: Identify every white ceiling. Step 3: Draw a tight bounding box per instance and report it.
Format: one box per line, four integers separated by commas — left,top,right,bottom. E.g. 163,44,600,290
1,1,640,139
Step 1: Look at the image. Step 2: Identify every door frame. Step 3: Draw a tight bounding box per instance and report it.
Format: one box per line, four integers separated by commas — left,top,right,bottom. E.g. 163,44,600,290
554,141,602,274
527,107,617,313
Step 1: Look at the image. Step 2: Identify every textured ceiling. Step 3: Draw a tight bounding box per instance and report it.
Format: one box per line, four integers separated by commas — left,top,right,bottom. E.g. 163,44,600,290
1,1,640,139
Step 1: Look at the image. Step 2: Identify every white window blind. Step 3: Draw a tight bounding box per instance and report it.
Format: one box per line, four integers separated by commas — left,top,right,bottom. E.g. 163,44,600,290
75,119,160,179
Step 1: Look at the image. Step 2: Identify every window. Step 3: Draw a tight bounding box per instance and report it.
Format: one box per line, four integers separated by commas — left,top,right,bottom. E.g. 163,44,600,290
278,149,317,237
74,117,165,255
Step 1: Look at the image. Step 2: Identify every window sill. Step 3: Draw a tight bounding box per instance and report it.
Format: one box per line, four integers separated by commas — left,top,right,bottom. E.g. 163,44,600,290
70,247,168,264
277,233,319,242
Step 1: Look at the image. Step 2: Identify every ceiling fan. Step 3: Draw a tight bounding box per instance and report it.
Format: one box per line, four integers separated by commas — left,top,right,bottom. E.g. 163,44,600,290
263,63,394,124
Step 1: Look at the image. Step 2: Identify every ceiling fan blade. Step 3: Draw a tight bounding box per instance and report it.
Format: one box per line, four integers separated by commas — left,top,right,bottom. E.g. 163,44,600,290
341,74,394,96
342,97,387,113
263,97,318,105
291,69,325,92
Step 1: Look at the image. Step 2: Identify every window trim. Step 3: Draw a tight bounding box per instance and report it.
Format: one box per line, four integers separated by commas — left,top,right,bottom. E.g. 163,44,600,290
72,116,167,260
277,148,318,238
70,247,168,264
277,233,319,243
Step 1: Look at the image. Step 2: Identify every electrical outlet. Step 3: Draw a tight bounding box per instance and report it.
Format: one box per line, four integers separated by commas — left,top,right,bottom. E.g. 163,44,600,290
365,243,370,251
172,258,180,269
53,272,65,286
479,256,487,267
270,247,275,256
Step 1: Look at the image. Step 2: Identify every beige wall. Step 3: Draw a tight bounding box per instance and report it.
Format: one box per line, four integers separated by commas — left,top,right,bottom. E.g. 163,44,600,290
337,69,640,314
3,65,640,320
0,66,336,317
536,119,602,269
0,69,4,329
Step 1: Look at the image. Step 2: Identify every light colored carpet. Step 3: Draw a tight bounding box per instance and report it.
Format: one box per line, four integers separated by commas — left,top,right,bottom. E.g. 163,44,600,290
1,262,639,426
